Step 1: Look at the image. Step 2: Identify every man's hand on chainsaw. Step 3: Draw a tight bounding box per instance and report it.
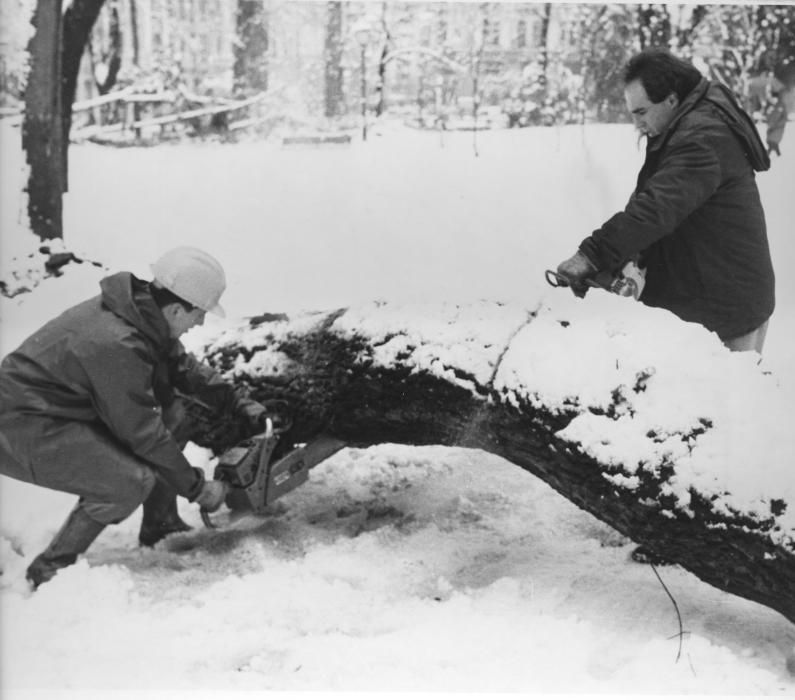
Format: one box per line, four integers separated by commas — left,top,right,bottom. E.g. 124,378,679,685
196,479,228,512
555,250,598,298
238,399,293,436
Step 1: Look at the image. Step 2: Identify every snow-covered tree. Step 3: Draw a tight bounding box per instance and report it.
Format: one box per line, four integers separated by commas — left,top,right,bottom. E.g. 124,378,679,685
0,0,36,107
693,4,795,97
565,4,638,123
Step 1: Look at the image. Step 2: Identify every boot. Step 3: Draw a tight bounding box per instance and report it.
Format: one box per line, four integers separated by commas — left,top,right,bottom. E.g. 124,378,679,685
26,503,106,589
138,478,192,547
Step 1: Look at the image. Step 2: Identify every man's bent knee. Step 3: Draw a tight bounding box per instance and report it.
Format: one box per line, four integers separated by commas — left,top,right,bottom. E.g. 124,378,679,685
81,465,157,525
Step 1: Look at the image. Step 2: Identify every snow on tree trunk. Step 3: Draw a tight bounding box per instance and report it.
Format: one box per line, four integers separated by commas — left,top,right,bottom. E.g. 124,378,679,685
198,298,795,625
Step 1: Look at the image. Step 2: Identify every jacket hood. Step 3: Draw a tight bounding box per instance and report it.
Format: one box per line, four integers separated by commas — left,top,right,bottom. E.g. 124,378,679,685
651,78,770,172
100,271,172,347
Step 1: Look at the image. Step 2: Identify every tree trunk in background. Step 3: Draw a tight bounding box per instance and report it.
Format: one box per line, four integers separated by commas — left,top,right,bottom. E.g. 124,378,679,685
129,0,140,66
234,0,269,94
324,1,344,118
374,4,391,118
674,4,707,50
637,5,649,49
765,5,795,86
24,0,65,241
94,2,123,95
538,3,552,79
61,0,106,193
637,4,671,50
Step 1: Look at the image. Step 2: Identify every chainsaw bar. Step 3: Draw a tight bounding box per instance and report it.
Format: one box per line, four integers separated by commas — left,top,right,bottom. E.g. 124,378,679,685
226,434,346,514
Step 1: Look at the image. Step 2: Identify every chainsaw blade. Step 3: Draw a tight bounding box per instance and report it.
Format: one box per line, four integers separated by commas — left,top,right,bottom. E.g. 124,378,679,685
255,434,346,513
216,433,346,515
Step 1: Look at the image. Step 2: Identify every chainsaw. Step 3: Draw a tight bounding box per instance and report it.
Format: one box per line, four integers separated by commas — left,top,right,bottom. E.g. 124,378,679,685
545,259,645,300
200,418,346,528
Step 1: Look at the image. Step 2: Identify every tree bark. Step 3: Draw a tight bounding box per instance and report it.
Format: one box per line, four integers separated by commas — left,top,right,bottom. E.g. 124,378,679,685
129,0,140,66
538,3,552,79
374,4,391,119
202,305,795,625
94,2,123,96
675,4,707,50
637,4,671,50
323,1,344,118
234,0,269,94
62,0,107,192
23,0,65,240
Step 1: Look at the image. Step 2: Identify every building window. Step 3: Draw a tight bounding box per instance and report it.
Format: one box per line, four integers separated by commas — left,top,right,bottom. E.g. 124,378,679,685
437,16,448,44
516,19,527,49
531,18,544,48
483,17,500,47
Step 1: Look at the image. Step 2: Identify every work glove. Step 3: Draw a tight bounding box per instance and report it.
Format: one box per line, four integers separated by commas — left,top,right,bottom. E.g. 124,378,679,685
556,250,598,298
196,480,228,512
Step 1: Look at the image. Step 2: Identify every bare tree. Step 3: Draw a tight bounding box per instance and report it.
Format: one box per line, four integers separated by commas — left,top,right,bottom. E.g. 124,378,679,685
62,0,109,190
324,1,344,118
673,5,708,52
373,2,392,118
23,0,108,241
24,0,66,241
538,3,552,79
129,0,140,66
87,0,123,96
637,4,671,49
234,0,269,94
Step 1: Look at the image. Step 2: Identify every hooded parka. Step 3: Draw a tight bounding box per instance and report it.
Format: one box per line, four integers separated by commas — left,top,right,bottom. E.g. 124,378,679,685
579,79,775,341
0,272,249,520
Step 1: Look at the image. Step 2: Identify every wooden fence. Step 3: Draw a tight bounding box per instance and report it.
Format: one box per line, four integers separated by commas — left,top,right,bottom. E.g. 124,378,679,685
0,87,271,143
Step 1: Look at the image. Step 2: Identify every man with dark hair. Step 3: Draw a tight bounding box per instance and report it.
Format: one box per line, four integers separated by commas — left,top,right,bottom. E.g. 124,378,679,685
555,48,775,353
0,247,279,588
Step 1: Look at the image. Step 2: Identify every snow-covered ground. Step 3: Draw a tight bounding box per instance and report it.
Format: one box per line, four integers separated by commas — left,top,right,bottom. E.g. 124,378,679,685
1,118,794,698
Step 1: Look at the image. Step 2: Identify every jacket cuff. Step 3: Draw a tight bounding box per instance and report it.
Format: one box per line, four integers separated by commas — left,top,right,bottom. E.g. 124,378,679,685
577,243,600,271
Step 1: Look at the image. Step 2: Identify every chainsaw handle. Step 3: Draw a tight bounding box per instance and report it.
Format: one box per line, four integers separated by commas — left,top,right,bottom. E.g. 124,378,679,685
545,269,589,298
545,269,568,288
258,399,293,435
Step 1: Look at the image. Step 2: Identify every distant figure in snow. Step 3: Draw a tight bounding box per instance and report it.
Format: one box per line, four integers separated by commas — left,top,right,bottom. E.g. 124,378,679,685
747,72,794,157
745,73,782,118
555,48,775,355
765,83,794,157
0,247,284,589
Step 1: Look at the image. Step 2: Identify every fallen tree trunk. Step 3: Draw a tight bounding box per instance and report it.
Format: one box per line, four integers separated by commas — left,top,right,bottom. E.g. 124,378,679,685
199,299,795,625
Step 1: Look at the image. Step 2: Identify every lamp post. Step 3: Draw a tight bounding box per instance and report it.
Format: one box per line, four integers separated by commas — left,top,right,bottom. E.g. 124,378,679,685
353,22,372,142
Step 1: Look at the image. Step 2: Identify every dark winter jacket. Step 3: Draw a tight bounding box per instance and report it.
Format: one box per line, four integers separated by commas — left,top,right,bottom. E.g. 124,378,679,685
0,272,243,499
580,78,775,340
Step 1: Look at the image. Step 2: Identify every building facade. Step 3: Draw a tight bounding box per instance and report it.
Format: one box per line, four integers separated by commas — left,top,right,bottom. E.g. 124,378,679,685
78,1,567,118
